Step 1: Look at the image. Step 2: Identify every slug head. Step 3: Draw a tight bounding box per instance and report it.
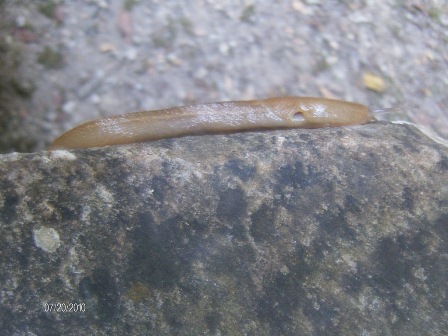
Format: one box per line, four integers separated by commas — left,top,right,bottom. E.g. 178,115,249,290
265,97,374,127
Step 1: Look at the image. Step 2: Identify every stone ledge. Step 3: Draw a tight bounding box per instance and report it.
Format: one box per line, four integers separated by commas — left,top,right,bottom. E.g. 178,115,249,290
1,122,447,335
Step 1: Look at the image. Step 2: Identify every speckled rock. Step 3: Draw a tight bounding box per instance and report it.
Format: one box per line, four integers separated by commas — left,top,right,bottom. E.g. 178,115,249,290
1,123,447,335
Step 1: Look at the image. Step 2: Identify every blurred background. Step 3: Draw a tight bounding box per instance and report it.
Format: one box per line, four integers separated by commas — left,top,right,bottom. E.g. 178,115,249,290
0,0,447,152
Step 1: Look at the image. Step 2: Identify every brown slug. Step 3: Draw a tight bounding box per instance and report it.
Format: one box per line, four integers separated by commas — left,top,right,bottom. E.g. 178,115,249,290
49,97,375,149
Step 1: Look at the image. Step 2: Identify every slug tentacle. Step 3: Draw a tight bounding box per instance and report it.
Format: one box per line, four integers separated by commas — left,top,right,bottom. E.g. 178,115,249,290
49,97,374,149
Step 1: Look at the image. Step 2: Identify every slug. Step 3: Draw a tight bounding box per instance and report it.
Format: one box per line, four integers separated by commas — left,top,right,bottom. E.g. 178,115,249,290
49,97,374,149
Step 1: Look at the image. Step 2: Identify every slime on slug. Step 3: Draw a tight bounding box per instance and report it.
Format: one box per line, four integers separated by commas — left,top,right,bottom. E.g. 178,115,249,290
49,96,376,150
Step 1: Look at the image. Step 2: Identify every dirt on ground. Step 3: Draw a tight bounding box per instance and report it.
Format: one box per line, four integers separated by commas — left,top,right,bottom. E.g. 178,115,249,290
0,0,447,152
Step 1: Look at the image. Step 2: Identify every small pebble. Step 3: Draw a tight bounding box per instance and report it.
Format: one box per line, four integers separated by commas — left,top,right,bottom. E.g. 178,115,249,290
62,101,76,114
99,43,117,53
363,72,386,93
90,94,100,104
125,47,138,61
167,53,182,65
219,42,230,55
16,15,26,27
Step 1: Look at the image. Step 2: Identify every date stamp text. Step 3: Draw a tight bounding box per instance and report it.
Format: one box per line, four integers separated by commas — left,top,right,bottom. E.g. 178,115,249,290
44,302,85,313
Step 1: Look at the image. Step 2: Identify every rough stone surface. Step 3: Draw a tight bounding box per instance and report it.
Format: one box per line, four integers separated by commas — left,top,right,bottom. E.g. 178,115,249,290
1,123,447,335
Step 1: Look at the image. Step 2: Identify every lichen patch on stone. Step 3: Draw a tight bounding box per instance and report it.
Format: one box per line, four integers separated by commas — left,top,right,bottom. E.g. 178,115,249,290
49,150,78,161
33,226,61,253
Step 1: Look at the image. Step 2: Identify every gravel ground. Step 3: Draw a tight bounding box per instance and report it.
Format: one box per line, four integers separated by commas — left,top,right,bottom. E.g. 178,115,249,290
0,0,447,152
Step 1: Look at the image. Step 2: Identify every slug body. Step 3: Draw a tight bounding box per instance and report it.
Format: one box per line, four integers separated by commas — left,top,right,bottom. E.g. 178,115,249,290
49,97,374,149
